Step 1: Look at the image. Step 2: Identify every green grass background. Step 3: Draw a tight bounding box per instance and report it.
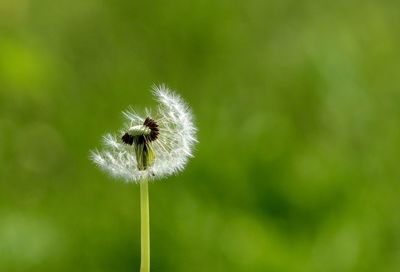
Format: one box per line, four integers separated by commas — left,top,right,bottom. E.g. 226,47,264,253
1,0,399,271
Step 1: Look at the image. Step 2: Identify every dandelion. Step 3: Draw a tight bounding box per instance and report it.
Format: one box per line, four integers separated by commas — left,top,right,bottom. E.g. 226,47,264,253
90,84,197,272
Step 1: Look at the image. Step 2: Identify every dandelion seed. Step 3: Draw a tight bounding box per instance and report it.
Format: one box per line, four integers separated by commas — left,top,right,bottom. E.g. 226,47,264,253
90,84,197,182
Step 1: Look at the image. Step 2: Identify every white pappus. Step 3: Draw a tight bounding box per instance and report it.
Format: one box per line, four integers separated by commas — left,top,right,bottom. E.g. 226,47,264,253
90,84,197,182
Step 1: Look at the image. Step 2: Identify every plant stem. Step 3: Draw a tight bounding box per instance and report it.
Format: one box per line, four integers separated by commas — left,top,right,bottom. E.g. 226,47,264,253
140,180,150,272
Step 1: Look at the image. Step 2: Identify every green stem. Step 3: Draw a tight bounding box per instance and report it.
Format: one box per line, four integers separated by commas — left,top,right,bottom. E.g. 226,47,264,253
140,180,150,272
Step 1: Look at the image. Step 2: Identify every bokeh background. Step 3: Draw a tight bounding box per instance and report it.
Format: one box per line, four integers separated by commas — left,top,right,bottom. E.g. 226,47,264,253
1,0,400,271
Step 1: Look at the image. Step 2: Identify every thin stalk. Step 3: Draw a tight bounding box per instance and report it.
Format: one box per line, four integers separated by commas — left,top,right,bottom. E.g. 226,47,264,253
140,180,150,272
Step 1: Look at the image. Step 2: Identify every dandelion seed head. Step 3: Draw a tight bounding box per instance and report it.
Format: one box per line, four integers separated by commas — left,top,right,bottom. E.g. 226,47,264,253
90,84,197,182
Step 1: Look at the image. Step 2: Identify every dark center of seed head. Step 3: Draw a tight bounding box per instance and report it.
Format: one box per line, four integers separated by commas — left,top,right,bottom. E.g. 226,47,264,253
121,117,159,145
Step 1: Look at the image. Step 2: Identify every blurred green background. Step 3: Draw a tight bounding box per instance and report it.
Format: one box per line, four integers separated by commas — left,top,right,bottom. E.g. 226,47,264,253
1,0,400,271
